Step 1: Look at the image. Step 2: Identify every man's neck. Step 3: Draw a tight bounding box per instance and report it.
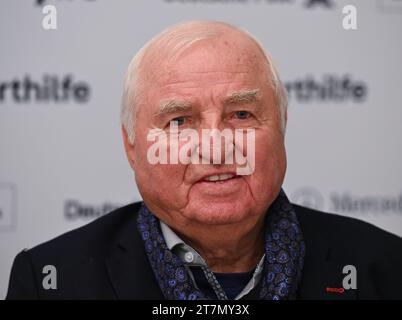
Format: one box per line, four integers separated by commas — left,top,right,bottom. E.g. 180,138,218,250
175,216,265,273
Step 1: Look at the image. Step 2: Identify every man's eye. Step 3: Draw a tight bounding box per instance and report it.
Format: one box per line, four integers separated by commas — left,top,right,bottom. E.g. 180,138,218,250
234,111,251,120
170,116,188,126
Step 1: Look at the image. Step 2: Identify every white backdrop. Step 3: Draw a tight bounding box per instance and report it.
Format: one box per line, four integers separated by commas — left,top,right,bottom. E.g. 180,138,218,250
1,0,402,298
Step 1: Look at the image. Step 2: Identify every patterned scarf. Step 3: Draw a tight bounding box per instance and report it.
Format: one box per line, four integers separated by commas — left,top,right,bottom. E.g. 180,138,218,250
137,189,305,300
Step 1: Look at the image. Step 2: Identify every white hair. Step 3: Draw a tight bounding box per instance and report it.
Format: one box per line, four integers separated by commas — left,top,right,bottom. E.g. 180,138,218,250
121,20,288,144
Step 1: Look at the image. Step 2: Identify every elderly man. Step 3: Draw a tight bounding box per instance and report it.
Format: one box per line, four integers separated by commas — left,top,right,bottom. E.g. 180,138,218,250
7,21,402,300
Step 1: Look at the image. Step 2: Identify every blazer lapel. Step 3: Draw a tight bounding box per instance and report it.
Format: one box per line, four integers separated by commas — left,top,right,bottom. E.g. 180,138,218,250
105,206,165,300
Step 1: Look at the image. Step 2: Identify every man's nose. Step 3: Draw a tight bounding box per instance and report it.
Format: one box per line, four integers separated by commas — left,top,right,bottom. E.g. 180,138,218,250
196,115,234,165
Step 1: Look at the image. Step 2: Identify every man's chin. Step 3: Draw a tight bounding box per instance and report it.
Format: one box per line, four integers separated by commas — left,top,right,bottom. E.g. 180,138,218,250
183,201,252,225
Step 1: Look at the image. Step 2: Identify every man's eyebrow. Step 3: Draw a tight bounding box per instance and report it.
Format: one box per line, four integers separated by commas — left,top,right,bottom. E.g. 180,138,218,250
223,89,260,105
155,99,193,116
155,89,259,116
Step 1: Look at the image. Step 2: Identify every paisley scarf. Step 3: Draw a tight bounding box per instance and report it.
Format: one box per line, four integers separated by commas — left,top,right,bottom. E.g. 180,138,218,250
137,189,305,300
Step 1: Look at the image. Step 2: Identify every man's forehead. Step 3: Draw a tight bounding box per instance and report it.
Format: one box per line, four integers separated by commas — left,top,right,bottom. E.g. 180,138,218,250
144,37,266,85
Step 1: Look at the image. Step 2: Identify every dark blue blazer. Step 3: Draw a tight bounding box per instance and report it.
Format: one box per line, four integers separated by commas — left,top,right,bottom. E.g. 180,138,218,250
6,203,402,299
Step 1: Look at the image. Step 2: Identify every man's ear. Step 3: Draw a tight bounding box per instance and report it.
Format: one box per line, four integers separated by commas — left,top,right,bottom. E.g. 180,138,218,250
122,126,136,171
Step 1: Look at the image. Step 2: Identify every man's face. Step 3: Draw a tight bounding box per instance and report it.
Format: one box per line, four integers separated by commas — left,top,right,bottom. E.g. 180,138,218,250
124,34,287,228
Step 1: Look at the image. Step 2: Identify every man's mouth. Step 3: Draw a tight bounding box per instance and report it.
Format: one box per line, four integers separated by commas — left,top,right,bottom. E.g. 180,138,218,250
200,173,240,183
194,172,244,195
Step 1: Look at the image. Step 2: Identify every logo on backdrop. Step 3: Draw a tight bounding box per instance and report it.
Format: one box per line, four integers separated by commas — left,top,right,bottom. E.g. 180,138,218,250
291,187,402,216
65,189,402,223
35,0,96,5
0,75,91,104
163,0,335,9
64,199,121,221
284,75,368,104
291,187,324,211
